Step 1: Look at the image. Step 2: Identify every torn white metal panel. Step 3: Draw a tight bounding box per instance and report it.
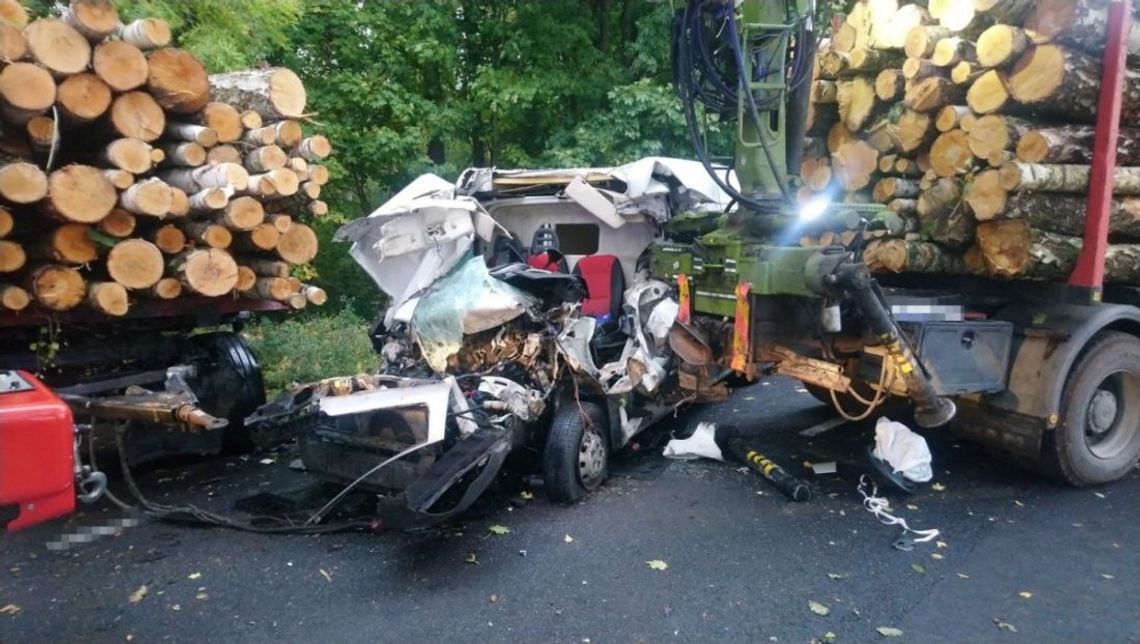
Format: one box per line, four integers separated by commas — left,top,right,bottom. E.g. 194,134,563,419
556,317,600,378
318,380,453,445
564,176,627,229
609,157,736,211
370,173,456,216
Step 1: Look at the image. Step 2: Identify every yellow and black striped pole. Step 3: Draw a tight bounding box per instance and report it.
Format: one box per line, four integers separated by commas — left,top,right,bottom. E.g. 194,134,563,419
733,443,813,502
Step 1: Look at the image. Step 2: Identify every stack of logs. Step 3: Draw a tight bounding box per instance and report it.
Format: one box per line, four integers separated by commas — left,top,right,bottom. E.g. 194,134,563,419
0,0,329,316
801,0,1140,282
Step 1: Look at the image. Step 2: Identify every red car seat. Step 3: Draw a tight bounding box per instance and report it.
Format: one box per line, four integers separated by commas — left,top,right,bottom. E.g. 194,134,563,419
573,255,625,319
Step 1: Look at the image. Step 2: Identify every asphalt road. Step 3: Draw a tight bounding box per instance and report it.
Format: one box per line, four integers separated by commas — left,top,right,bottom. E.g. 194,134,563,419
2,378,1138,643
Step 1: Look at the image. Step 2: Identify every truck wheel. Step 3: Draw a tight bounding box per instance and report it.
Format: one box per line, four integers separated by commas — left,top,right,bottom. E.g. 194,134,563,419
187,332,266,450
543,401,608,504
1041,331,1140,486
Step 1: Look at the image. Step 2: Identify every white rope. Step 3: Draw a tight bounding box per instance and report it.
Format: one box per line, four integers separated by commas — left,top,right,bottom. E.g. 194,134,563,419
857,475,940,543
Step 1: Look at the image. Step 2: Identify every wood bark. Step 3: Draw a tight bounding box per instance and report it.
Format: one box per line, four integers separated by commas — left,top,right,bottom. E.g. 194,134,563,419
25,18,90,76
246,258,290,278
865,239,964,273
974,0,1036,24
976,220,1084,280
999,162,1140,196
838,76,884,131
848,48,906,75
306,200,328,217
1016,126,1140,165
812,80,838,103
28,264,85,310
254,276,293,301
266,214,292,233
294,136,331,161
875,69,906,101
303,285,328,306
45,164,116,223
160,163,249,193
107,238,163,289
1024,0,1140,59
1008,44,1140,124
101,168,133,190
206,144,242,165
902,57,947,81
0,62,55,123
966,69,1012,115
245,145,287,173
977,190,1140,239
917,177,973,248
873,176,921,202
806,101,839,137
272,120,303,148
170,248,238,296
187,187,229,212
118,18,171,50
950,61,984,86
0,162,48,204
163,122,217,147
209,68,306,120
818,50,850,79
159,141,206,167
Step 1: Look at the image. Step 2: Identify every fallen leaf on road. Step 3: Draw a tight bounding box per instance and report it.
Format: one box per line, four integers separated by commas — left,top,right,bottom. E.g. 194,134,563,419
195,593,208,601
128,585,148,604
489,594,499,603
808,600,830,616
646,560,669,571
465,553,480,565
319,568,333,583
258,458,275,465
936,541,948,549
956,573,970,579
1018,591,1032,599
827,573,847,580
171,604,181,611
0,604,20,616
187,572,201,580
1094,492,1105,499
905,504,919,511
488,525,510,536
931,482,946,491
877,626,903,637
1072,523,1084,528
993,619,1017,633
564,534,574,544
931,553,944,560
1013,500,1024,507
911,563,926,575
520,491,534,500
1100,574,1115,580
821,631,837,642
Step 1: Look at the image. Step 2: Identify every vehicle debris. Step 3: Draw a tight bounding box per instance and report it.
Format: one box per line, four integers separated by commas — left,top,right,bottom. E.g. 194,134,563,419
663,421,723,461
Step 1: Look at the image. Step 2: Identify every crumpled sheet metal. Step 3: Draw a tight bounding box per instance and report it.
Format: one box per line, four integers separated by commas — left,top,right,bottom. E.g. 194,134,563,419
411,256,539,373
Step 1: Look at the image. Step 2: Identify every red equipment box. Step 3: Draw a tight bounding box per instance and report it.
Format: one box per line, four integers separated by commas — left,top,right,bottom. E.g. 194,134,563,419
0,370,75,531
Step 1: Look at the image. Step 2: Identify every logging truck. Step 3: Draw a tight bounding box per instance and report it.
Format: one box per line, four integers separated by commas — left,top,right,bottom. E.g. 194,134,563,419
652,0,1140,486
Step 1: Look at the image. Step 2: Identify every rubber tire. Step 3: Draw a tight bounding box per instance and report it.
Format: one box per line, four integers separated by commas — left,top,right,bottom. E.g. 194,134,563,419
543,401,608,504
187,332,266,450
1040,331,1140,486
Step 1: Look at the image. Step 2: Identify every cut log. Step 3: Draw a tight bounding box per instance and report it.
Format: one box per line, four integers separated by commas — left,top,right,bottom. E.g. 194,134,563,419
97,208,135,237
119,178,172,218
217,196,264,231
976,220,1081,279
272,120,303,148
833,22,858,54
964,168,1007,220
239,110,262,130
0,283,28,310
887,198,918,216
974,0,1036,24
147,48,209,114
168,187,189,217
26,115,53,153
242,223,280,252
300,180,321,200
812,80,838,104
865,238,964,273
931,38,975,68
267,168,299,197
254,276,292,301
967,115,1031,161
38,223,97,263
101,169,133,190
0,0,26,29
303,285,327,306
160,163,249,193
194,102,241,143
904,76,964,112
183,221,232,249
917,177,973,248
979,189,1140,238
0,23,26,63
0,62,55,123
806,101,839,137
838,76,883,131
0,206,11,237
307,201,329,217
307,165,329,187
950,61,984,86
245,258,290,277
206,144,242,165
987,149,1013,167
151,223,185,254
25,19,90,76
873,176,921,202
148,276,181,299
930,0,974,31
875,69,906,101
118,18,170,51
106,238,163,289
209,68,306,120
286,293,307,310
0,162,48,203
99,139,152,174
63,0,119,42
848,48,906,74
235,265,257,292
108,91,164,141
976,24,1028,68
294,135,331,162
28,264,85,310
242,124,276,146
244,173,278,198
929,130,975,177
905,25,952,59
877,154,898,174
902,57,946,81
266,214,292,233
1016,126,1140,165
896,109,936,153
45,165,116,223
832,139,879,191
187,187,229,212
159,141,206,167
1008,44,1140,123
86,281,128,316
276,223,318,264
163,122,217,147
818,50,850,79
92,40,147,92
999,161,1140,196
0,239,24,272
935,105,970,132
245,145,287,173
171,248,238,296
966,69,1012,115
1024,0,1140,59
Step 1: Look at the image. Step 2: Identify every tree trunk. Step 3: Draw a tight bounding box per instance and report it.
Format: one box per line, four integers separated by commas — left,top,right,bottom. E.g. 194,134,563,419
119,178,172,217
966,69,1013,115
97,208,135,237
917,177,973,248
276,223,318,264
873,176,921,201
294,135,331,161
902,57,947,81
163,122,217,146
964,168,1006,220
950,61,984,86
218,196,264,231
266,168,299,197
62,0,119,42
92,40,146,92
37,223,97,263
242,124,276,146
307,200,329,217
272,120,303,148
875,69,906,101
150,223,185,254
903,76,964,112
45,164,116,222
108,91,164,141
1008,44,1140,123
0,239,25,272
930,38,975,68
159,141,206,167
303,285,327,306
974,0,1035,24
26,115,54,153
194,102,241,143
300,180,321,200
246,258,290,277
999,162,1140,195
25,18,90,76
254,276,293,301
905,25,952,59
833,139,879,191
238,109,262,130
1024,0,1140,59
240,222,280,252
838,76,884,131
887,198,919,216
86,281,128,316
0,62,55,123
1016,126,1140,164
0,23,26,63
307,165,329,186
929,130,975,177
895,108,936,153
27,264,85,310
976,220,1083,279
170,248,238,296
934,105,969,133
55,72,111,123
168,187,189,217
244,173,278,198
865,238,964,273
967,115,1031,161
209,68,306,120
266,214,292,233
813,80,838,104
848,48,906,75
117,18,169,50
0,162,48,204
205,144,242,165
976,24,1028,68
160,163,249,193
145,48,209,113
894,158,923,177
234,265,257,292
99,138,154,174
106,238,163,289
187,187,229,212
101,169,133,190
245,145,287,173
182,220,232,249
147,276,181,299
0,283,29,310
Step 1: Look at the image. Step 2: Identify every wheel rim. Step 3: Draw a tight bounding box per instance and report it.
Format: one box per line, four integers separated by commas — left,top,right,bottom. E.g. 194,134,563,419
577,426,606,490
1083,370,1140,460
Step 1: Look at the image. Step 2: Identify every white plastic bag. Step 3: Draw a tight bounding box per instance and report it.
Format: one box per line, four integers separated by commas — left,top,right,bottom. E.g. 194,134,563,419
663,421,723,461
872,417,933,483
